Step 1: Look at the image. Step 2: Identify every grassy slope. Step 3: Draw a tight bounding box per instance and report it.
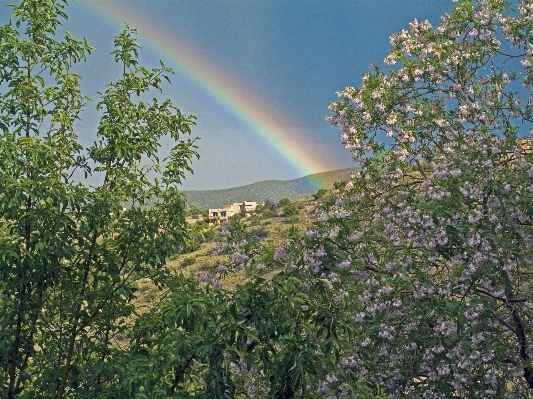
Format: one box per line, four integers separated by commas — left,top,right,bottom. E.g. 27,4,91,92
131,195,319,315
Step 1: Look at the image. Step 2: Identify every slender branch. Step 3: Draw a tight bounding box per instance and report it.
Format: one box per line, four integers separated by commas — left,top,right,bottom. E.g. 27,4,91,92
56,229,98,399
497,317,517,336
501,269,533,389
14,290,44,394
169,351,195,394
7,290,24,399
475,287,527,303
414,159,428,179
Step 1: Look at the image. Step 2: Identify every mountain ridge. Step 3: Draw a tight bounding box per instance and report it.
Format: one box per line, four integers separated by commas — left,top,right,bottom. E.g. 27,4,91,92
183,167,358,210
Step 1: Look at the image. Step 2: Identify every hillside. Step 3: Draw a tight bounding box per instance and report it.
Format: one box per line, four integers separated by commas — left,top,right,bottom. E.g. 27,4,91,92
182,167,358,209
161,195,319,292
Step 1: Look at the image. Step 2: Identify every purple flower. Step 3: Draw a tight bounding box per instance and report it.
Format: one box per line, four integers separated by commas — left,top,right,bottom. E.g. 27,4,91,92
347,231,363,242
341,356,357,367
406,342,417,351
377,285,392,295
468,209,482,224
339,260,350,269
464,304,483,320
274,246,287,261
353,312,365,322
306,230,317,238
215,264,228,273
358,292,371,303
231,252,249,264
378,324,395,340
436,228,448,246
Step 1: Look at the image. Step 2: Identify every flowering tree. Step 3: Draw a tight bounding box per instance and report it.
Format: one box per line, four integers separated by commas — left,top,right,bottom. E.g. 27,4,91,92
320,0,533,396
208,0,533,397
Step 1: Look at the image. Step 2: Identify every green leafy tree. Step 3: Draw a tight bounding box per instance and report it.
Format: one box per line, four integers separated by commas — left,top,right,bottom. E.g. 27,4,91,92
332,181,347,191
256,199,275,218
0,1,197,397
276,198,298,217
277,198,292,208
262,198,276,211
313,188,328,199
282,203,299,218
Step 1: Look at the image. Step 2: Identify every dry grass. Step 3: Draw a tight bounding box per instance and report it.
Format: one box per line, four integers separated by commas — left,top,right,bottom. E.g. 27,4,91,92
129,196,319,310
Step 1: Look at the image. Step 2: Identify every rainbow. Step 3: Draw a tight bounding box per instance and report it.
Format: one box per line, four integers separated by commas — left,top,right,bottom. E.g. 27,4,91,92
74,1,343,191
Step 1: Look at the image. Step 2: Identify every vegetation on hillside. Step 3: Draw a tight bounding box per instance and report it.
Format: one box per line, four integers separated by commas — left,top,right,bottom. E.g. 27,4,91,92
167,196,315,287
182,167,358,210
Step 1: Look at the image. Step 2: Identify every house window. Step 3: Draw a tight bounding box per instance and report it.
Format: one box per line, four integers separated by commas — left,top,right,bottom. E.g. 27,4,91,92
221,212,226,217
212,212,218,217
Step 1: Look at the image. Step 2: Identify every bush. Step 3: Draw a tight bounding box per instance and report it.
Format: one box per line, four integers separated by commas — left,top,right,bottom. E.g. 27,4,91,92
313,188,328,199
262,199,276,211
261,208,273,218
282,203,299,217
182,256,196,266
333,180,348,190
277,197,292,208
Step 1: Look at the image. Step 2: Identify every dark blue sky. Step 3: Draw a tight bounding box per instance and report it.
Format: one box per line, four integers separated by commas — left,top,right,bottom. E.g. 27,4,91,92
0,0,454,190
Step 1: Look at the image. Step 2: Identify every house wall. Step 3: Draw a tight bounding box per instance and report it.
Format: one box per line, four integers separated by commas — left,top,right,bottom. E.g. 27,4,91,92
205,201,261,224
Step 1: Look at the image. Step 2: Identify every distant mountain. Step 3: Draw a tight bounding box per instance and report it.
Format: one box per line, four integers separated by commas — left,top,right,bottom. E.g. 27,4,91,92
182,167,359,210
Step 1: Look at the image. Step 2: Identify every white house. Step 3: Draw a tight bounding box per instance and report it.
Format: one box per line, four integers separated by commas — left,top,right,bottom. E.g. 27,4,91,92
206,201,260,224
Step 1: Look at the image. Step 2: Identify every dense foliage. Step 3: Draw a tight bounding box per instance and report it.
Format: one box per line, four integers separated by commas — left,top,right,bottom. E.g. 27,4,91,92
322,0,533,395
211,0,533,397
3,0,533,398
0,1,197,397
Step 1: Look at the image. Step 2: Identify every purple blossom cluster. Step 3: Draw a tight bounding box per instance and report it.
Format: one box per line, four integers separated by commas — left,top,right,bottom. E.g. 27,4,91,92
319,1,533,395
200,1,533,396
273,246,287,261
196,272,221,289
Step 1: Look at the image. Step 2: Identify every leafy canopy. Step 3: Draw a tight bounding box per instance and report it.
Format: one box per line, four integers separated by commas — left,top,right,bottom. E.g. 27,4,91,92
0,0,197,397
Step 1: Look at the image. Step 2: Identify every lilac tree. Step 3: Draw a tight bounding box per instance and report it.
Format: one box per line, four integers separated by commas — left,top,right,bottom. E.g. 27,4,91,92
213,0,533,397
319,0,533,396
